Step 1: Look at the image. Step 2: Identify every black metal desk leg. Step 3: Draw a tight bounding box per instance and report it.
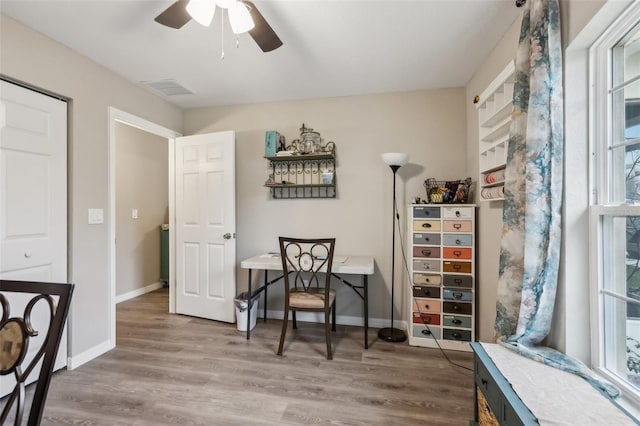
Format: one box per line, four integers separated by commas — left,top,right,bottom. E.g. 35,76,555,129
263,270,268,322
247,269,252,340
364,274,369,349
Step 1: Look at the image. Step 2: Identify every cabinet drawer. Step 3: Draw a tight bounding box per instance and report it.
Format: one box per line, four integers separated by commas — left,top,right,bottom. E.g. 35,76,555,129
413,286,441,298
443,288,473,302
443,206,474,219
412,324,441,339
413,246,440,258
413,299,441,313
413,206,441,219
442,220,473,232
443,247,472,260
413,220,441,232
475,359,502,419
443,261,472,273
443,301,472,315
413,273,441,286
443,328,472,342
413,233,441,245
413,259,441,272
443,314,472,328
412,312,441,325
442,274,472,288
442,234,472,246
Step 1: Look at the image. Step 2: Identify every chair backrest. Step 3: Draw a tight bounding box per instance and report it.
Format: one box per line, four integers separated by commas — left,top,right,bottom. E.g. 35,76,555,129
278,237,336,301
1,280,74,426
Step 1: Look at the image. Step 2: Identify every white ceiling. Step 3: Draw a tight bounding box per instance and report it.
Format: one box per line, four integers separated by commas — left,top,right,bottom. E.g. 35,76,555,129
0,0,521,109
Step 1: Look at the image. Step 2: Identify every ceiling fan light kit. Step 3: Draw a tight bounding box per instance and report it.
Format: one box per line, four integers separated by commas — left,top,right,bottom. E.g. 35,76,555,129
186,0,254,34
228,1,255,34
186,0,216,27
155,0,283,52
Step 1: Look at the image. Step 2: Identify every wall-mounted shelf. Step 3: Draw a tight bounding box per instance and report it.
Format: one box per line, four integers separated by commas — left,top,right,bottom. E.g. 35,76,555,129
476,61,515,202
265,153,336,199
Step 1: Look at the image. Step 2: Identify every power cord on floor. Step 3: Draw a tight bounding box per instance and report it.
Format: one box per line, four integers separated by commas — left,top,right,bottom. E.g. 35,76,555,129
394,199,473,373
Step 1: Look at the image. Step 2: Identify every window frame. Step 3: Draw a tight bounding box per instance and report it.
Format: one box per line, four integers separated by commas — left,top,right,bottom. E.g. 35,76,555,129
589,1,640,406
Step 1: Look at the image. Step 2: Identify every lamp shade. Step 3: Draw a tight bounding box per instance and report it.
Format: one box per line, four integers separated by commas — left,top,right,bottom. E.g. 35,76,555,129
381,152,410,167
229,1,255,34
186,0,216,26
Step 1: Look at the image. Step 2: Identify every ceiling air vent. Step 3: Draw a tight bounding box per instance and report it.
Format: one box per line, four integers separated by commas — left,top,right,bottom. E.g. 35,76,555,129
141,79,193,96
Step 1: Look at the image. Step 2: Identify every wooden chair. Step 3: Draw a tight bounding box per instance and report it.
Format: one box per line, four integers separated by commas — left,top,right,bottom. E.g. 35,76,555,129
277,237,336,360
0,280,74,426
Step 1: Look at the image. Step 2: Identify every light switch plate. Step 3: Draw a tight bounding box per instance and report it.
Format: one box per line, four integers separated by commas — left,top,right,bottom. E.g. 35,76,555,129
88,208,104,225
132,209,138,219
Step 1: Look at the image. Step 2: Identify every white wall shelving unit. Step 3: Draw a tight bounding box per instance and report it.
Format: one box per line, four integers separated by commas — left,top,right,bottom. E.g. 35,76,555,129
477,61,515,201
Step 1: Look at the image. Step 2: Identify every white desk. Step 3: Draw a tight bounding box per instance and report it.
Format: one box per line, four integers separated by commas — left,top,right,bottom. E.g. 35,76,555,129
240,254,375,348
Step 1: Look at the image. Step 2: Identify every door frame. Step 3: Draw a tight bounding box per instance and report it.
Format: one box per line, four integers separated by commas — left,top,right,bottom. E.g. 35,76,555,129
107,107,181,348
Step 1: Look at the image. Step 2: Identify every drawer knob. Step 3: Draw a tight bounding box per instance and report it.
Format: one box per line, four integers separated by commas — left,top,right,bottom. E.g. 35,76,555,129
422,250,431,256
421,329,432,336
455,239,461,245
453,264,461,270
452,305,460,311
452,319,462,325
453,223,462,230
452,332,462,339
424,317,431,324
454,279,462,284
454,250,461,257
481,378,488,386
453,292,463,299
422,223,432,228
455,211,461,217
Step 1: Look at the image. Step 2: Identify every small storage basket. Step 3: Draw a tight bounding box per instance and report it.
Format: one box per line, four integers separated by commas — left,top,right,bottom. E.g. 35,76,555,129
424,178,472,204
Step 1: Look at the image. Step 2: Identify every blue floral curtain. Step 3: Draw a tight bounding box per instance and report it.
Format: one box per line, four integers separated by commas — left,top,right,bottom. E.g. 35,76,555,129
494,0,619,398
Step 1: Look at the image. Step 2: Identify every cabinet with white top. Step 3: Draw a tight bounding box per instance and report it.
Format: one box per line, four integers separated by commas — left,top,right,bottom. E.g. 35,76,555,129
407,204,476,352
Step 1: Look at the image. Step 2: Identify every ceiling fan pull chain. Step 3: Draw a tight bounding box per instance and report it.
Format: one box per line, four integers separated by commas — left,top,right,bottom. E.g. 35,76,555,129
221,9,225,59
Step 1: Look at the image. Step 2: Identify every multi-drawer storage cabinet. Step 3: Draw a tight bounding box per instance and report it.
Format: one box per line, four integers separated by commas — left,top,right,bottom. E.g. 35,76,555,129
408,204,476,351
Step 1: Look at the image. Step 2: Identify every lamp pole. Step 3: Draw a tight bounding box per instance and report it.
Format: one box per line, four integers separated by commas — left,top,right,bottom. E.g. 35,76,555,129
378,162,407,342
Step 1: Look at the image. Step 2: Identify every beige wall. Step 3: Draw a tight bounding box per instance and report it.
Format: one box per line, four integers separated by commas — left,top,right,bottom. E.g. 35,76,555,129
465,14,522,343
115,123,168,297
0,14,182,362
184,89,467,324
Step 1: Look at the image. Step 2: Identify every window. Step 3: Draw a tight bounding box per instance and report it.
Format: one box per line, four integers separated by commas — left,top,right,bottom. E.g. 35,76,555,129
591,2,640,403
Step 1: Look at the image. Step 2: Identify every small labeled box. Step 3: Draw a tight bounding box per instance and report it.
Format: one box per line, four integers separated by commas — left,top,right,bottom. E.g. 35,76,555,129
265,131,281,157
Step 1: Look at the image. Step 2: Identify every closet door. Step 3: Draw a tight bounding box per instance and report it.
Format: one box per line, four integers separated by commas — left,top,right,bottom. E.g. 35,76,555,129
0,80,68,396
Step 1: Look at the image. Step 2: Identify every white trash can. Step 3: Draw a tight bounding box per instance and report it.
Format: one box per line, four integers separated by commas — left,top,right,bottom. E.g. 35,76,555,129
235,291,258,331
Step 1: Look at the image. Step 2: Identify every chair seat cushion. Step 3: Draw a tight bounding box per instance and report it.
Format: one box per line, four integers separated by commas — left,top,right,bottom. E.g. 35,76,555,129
289,289,335,309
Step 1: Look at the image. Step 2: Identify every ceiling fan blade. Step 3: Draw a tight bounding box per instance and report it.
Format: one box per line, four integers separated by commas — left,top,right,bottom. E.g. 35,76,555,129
243,1,283,52
155,0,192,29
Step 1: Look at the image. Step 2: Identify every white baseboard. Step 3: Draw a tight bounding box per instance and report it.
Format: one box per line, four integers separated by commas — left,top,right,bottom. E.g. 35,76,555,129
115,281,163,304
67,339,113,370
259,309,406,330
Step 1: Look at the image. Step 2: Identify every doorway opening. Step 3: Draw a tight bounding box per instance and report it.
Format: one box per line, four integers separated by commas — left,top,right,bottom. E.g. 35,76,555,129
108,107,181,349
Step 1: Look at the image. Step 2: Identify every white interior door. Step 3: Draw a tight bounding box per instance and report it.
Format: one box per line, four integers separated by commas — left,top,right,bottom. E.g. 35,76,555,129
0,80,68,396
175,131,236,322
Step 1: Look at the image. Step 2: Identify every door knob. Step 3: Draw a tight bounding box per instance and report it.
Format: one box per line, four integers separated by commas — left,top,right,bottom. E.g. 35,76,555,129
24,251,31,258
223,233,232,240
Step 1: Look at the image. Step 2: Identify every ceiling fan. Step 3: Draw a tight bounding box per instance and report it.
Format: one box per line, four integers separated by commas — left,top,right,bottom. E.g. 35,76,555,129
155,0,283,52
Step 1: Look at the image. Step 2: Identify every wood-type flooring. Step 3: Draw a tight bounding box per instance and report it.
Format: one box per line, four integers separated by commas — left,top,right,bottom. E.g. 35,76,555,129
5,288,475,425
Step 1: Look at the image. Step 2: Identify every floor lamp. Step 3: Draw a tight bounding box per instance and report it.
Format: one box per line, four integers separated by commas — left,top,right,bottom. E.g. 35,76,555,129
378,152,409,342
